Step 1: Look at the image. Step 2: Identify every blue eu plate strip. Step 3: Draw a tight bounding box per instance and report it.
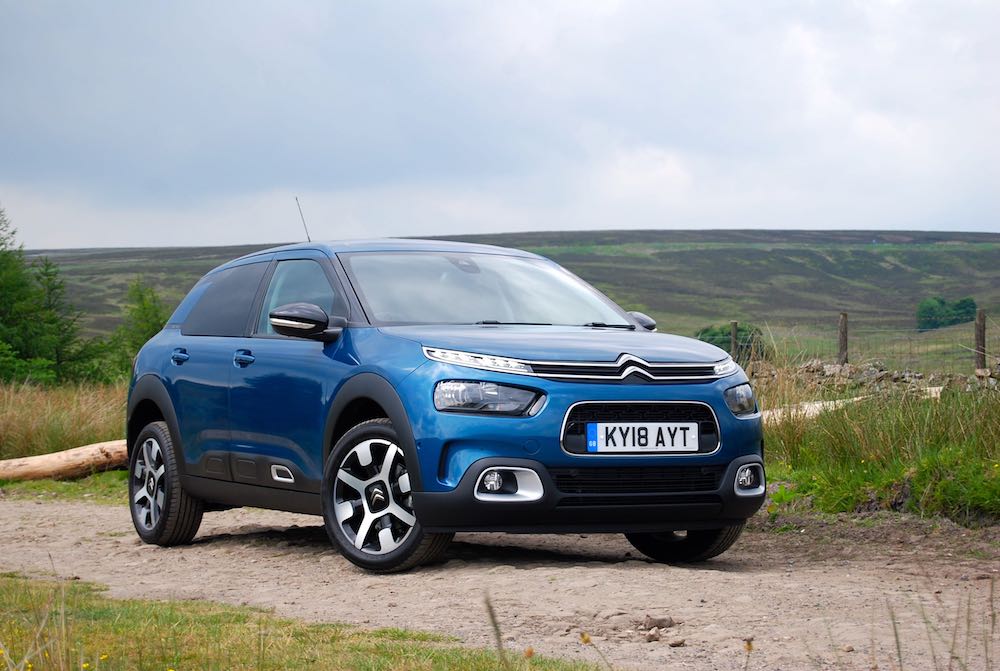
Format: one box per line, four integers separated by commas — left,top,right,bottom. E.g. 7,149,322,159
586,423,598,452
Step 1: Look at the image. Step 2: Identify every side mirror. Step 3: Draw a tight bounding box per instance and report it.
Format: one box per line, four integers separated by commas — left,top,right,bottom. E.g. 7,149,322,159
269,303,346,342
628,311,657,331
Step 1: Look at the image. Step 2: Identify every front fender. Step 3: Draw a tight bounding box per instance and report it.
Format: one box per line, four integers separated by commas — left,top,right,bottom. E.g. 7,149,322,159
324,372,424,492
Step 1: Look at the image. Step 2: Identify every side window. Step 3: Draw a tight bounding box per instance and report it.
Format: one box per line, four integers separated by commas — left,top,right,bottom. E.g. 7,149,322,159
257,259,340,336
181,262,268,337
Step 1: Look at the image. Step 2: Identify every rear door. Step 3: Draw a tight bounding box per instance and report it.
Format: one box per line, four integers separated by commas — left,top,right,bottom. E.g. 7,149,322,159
227,252,352,493
164,259,270,480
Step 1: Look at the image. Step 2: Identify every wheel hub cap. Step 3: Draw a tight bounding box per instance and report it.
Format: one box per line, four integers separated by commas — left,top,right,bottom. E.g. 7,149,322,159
366,483,389,512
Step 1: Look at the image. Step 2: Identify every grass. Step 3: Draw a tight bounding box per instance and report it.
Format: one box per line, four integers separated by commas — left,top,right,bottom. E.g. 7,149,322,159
766,389,1000,525
0,471,128,504
0,574,590,671
0,383,125,461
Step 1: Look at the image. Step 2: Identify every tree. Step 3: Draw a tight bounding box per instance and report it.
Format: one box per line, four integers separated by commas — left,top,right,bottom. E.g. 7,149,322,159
112,278,169,373
951,297,977,324
0,207,42,362
0,341,56,385
32,256,83,371
0,206,111,383
916,296,977,331
916,297,947,330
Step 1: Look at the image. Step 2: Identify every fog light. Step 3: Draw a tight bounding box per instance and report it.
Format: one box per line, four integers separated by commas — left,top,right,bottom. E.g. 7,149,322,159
474,467,543,502
482,470,503,492
737,466,757,489
734,464,764,496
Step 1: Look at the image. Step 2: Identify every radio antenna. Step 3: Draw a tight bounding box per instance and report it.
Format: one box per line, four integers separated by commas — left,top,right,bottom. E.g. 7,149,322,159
295,196,312,242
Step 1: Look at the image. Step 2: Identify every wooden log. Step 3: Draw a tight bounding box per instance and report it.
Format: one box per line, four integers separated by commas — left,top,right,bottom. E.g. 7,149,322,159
0,439,127,482
730,320,738,359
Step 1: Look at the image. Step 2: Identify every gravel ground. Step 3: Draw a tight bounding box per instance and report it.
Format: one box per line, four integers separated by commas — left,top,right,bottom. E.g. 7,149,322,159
0,499,996,670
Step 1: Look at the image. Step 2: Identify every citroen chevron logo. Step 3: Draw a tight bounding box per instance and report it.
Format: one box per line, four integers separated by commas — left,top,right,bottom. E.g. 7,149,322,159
613,354,663,380
614,353,653,367
370,488,387,507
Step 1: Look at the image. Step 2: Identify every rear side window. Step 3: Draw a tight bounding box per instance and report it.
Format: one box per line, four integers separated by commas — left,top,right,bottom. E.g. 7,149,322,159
181,262,268,337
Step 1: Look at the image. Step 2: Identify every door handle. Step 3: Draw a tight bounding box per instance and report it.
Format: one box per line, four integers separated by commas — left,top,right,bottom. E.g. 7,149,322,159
170,348,190,365
233,350,256,368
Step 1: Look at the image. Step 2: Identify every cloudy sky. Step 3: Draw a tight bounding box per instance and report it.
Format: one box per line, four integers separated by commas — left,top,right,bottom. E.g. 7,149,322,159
1,1,997,249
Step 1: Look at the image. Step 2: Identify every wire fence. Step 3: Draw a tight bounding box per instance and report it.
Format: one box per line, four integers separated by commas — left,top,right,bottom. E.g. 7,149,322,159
726,315,1000,375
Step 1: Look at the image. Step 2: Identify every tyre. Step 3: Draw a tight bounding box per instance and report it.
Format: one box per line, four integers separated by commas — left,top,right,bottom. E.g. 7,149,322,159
321,418,452,572
128,421,203,546
625,523,745,563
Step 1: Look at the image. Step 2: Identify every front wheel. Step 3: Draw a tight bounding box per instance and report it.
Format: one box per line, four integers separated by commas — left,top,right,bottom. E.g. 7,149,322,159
625,523,745,563
321,418,452,572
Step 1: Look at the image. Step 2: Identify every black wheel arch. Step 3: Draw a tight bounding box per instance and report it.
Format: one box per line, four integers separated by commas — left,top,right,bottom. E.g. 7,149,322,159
324,373,424,492
127,374,185,474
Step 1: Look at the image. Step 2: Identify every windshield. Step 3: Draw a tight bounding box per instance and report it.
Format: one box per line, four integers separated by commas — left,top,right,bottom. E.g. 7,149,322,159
341,252,632,327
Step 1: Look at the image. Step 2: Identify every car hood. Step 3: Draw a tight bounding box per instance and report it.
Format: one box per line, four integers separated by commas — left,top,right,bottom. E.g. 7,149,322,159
379,325,728,363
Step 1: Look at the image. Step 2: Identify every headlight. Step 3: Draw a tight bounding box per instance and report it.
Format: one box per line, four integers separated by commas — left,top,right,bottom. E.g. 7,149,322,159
724,383,757,416
423,347,532,374
434,381,542,415
713,358,739,376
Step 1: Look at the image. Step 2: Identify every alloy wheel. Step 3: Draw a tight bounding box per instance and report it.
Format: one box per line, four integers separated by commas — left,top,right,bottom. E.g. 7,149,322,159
131,437,166,530
332,438,415,555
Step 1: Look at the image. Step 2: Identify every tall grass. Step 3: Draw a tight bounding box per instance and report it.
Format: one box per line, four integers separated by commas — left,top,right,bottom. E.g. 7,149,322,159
767,390,1000,524
0,383,125,460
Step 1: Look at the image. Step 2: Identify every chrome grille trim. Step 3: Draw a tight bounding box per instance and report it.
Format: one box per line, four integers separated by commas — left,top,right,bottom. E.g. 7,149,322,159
528,353,723,381
425,348,734,382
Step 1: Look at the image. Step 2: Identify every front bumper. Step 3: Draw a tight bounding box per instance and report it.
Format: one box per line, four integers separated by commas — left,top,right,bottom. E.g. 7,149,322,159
412,454,765,533
395,359,765,532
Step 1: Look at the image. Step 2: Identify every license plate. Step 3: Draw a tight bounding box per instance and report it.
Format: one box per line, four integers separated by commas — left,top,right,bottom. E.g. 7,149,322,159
586,422,699,453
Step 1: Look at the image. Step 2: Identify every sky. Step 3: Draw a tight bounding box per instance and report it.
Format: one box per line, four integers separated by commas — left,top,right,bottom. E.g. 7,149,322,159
1,1,997,249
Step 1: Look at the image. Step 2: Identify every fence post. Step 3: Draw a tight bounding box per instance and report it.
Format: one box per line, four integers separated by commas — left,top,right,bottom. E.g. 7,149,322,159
975,309,986,371
837,312,848,364
730,320,738,359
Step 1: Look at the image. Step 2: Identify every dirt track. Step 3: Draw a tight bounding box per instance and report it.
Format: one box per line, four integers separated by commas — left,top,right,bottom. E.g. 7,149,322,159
0,499,996,670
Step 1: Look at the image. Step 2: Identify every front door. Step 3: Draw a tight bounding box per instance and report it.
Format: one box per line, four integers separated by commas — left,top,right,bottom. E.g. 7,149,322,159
228,255,351,493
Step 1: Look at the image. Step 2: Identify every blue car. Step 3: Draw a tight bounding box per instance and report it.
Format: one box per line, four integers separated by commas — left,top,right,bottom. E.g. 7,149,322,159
127,239,764,571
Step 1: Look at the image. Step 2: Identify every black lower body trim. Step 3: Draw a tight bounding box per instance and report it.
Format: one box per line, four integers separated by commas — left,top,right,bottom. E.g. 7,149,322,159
181,475,321,516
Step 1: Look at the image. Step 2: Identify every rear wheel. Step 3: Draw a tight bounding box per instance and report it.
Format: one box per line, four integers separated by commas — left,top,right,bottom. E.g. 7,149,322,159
128,421,203,546
321,418,451,572
625,523,745,563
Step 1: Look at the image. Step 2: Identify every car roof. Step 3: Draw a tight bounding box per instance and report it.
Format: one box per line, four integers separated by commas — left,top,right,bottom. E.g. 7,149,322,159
226,238,543,266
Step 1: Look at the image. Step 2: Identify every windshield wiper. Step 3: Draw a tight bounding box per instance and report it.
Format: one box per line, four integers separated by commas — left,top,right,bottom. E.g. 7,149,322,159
580,322,636,330
475,320,553,326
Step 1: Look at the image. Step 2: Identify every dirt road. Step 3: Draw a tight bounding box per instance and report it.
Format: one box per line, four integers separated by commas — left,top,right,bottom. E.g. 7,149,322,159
0,499,996,670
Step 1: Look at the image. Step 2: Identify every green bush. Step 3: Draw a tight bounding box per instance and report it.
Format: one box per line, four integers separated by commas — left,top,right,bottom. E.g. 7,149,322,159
0,341,56,385
694,323,770,362
916,295,977,330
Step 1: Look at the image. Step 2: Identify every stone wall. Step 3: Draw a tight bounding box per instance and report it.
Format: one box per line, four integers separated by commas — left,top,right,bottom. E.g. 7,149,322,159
747,358,1000,392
